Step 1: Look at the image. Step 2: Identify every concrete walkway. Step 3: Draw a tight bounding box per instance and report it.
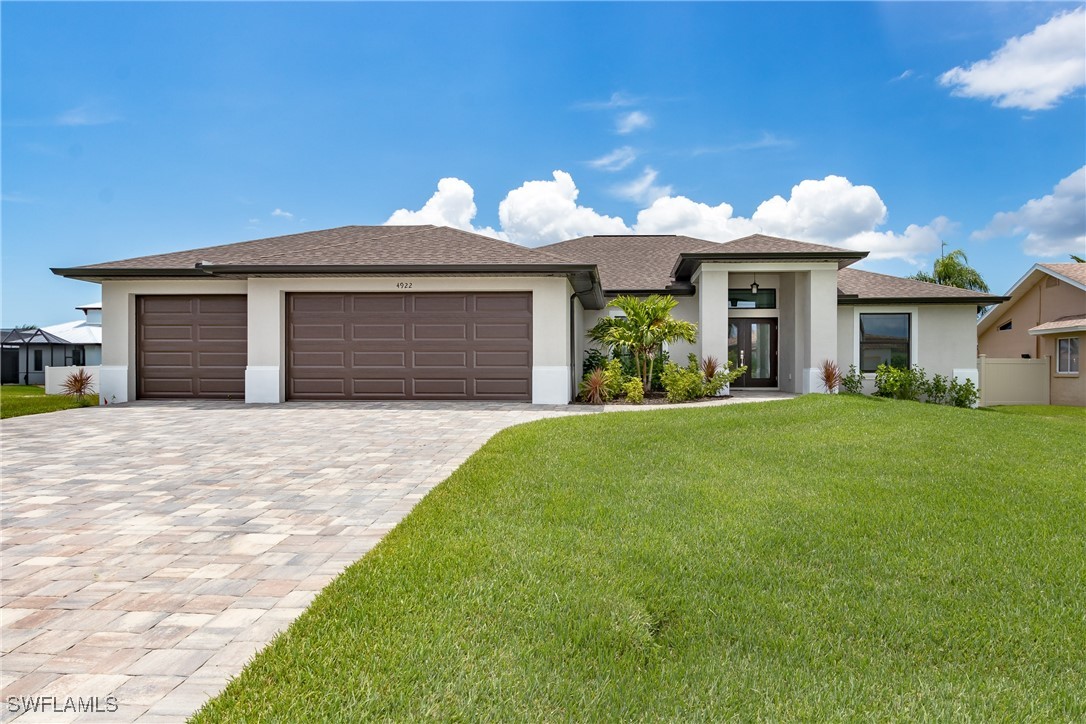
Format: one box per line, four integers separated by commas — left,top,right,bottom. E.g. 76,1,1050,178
0,393,793,721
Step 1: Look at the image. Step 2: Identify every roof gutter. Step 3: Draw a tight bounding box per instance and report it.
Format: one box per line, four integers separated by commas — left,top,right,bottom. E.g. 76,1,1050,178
51,262,608,310
841,295,1010,305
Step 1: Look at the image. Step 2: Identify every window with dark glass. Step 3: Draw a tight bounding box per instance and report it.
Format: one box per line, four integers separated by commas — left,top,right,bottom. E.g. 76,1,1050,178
72,347,86,366
33,349,43,372
728,289,776,309
1057,337,1079,374
998,320,1012,331
859,313,911,372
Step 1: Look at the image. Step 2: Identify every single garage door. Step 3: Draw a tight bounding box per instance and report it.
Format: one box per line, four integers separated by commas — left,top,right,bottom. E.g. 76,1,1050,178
137,295,247,399
287,292,532,400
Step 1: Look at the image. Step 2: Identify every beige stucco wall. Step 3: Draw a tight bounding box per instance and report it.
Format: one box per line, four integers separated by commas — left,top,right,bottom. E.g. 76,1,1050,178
979,275,1085,359
1039,333,1085,406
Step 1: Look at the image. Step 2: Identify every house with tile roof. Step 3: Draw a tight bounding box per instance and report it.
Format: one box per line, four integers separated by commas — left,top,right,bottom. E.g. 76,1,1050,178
52,226,1006,405
978,263,1085,406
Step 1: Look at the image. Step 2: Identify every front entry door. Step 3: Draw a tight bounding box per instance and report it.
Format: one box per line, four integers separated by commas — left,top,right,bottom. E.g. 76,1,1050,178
728,318,778,387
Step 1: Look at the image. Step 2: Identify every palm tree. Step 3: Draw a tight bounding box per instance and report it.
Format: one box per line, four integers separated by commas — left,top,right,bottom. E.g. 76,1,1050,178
1071,254,1085,263
909,249,990,292
588,295,698,393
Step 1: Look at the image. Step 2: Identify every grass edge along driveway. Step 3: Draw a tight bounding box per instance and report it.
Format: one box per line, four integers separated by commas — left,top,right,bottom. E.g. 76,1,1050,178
0,385,98,419
196,395,1085,721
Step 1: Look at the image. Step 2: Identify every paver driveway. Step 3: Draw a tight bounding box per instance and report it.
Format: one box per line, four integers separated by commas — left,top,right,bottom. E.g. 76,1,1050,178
0,400,577,722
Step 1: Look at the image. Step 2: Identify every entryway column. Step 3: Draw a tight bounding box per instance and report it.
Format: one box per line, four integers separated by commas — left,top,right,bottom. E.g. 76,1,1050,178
697,267,729,365
803,268,838,393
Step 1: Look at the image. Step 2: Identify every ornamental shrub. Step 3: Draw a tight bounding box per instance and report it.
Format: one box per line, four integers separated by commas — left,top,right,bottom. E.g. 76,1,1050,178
660,362,704,402
840,365,864,395
602,359,626,399
623,377,644,404
874,364,925,402
948,377,979,408
923,373,950,406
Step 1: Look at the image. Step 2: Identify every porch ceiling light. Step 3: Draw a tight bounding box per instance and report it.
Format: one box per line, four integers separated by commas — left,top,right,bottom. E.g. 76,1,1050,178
750,275,759,294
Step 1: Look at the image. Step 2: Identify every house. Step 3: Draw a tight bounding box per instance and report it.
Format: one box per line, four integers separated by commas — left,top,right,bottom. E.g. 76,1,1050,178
978,263,1085,407
51,226,1005,405
0,303,102,386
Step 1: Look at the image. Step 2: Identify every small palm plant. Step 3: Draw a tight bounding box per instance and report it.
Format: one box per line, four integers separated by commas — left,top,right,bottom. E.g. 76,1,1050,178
817,359,842,393
588,295,698,394
61,369,96,402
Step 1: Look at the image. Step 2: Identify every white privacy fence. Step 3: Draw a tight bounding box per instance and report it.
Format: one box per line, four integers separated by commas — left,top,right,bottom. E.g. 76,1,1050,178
44,365,101,395
976,355,1049,407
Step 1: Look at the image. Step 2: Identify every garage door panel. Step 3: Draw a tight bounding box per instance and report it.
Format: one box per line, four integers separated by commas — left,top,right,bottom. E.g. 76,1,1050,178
293,324,346,341
293,351,346,367
354,351,406,368
475,350,531,368
413,351,467,368
293,378,347,396
293,295,345,313
137,295,247,400
475,294,531,314
352,324,406,341
353,295,406,313
475,379,531,397
413,324,467,341
288,292,531,400
475,322,531,340
352,379,407,396
412,295,467,313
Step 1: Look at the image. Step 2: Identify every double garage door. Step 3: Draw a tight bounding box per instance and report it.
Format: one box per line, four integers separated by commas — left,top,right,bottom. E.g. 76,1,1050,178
136,292,532,401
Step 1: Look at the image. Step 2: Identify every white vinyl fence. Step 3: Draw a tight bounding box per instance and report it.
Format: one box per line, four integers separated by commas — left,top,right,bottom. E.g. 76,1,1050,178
44,365,101,396
977,355,1049,407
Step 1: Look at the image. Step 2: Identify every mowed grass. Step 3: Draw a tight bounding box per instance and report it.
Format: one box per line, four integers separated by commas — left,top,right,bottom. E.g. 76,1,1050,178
195,395,1085,722
986,404,1086,421
0,385,97,419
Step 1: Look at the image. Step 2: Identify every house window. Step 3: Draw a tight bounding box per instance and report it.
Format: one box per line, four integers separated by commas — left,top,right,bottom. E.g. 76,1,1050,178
33,349,43,372
1057,337,1079,374
728,288,777,309
72,347,86,366
859,313,911,372
998,320,1012,331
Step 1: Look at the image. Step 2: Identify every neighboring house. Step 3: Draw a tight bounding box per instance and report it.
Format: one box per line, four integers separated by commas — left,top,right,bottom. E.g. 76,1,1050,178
0,303,103,386
978,263,1085,407
52,226,1005,405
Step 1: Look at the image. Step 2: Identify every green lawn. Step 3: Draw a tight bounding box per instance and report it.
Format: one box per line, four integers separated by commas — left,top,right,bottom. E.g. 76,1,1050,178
195,395,1085,722
0,385,98,419
985,404,1086,421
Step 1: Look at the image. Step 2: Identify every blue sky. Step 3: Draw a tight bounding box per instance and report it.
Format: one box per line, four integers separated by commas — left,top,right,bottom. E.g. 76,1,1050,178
3,2,1084,326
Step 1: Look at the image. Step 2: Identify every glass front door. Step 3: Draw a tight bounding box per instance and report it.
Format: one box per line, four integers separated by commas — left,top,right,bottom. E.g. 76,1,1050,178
727,318,778,387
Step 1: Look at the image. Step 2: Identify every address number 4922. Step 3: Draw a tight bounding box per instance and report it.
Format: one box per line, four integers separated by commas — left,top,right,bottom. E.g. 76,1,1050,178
396,282,413,289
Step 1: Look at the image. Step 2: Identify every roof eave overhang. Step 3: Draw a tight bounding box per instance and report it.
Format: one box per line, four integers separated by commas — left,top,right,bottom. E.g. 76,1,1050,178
602,282,696,297
51,263,608,310
841,295,1010,306
672,251,869,280
1029,324,1086,336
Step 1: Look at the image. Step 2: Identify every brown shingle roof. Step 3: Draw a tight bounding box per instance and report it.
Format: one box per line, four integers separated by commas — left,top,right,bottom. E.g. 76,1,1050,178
539,235,720,291
715,234,854,255
1039,263,1086,287
72,225,574,270
837,268,1004,302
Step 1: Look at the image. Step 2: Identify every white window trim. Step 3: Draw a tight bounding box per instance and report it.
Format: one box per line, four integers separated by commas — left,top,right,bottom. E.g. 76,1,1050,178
853,306,919,378
1056,336,1079,375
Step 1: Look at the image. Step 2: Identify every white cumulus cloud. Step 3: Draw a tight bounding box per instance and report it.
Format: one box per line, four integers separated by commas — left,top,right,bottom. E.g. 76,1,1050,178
750,175,888,242
497,171,629,246
271,208,294,219
974,166,1086,256
616,110,652,134
612,167,673,205
589,146,638,172
633,196,759,240
385,171,948,263
939,7,1086,111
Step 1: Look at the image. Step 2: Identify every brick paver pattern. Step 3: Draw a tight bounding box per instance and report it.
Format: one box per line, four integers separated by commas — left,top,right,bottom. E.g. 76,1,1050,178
0,400,580,722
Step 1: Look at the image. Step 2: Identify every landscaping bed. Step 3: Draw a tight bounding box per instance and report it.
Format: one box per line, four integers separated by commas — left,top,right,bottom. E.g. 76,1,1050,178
0,385,98,419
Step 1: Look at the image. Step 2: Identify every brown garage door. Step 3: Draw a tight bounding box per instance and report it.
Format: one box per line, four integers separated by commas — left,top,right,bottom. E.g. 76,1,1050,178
137,295,247,399
287,292,532,400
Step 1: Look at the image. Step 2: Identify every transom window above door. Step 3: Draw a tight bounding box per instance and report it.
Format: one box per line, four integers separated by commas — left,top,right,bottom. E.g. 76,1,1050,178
728,289,776,309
